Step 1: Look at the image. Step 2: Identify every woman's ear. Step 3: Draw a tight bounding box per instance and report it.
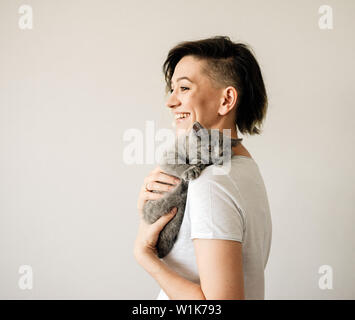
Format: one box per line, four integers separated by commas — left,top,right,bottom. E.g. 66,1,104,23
218,86,238,116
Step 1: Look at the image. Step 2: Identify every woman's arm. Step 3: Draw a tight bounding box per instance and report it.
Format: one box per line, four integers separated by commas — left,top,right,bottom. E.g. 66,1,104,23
133,209,206,300
135,238,244,300
136,250,206,300
134,213,244,300
193,238,245,299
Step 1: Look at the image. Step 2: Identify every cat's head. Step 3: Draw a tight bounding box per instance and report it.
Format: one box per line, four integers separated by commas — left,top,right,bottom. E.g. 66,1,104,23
158,121,242,168
185,121,242,165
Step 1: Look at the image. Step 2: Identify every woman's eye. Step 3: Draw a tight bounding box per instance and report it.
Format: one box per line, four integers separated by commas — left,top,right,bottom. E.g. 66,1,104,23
169,87,189,94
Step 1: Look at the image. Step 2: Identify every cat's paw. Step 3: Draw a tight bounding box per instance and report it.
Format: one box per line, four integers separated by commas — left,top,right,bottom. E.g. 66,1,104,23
182,166,201,180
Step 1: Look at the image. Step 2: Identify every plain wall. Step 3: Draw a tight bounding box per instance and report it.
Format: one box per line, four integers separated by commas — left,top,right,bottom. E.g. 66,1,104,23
0,0,354,299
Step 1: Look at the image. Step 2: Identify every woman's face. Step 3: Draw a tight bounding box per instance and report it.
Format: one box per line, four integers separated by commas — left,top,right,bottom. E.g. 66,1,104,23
166,55,224,135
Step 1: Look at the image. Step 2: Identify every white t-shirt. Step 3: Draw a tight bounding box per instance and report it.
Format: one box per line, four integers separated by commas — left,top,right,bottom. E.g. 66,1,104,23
156,155,272,300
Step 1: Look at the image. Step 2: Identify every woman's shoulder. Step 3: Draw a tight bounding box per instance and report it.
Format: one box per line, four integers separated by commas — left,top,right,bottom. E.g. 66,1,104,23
187,157,261,203
195,156,257,182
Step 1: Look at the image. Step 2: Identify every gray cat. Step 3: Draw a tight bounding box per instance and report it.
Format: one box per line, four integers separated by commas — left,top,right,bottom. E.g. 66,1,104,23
142,121,242,258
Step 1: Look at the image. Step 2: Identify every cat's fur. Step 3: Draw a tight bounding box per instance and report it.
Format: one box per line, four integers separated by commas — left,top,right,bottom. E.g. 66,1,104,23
142,121,242,258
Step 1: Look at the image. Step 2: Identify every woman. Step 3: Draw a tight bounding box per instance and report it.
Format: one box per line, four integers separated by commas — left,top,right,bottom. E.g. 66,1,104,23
134,36,272,300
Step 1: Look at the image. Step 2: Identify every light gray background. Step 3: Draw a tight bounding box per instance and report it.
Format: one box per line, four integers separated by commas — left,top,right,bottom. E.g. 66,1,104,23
0,0,354,299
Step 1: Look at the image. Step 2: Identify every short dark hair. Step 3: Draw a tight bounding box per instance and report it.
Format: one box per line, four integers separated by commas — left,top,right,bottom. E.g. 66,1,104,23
162,36,268,136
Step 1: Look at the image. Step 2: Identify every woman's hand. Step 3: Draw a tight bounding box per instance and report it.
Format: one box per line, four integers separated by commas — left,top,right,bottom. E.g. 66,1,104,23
134,207,177,263
134,166,180,262
137,166,180,217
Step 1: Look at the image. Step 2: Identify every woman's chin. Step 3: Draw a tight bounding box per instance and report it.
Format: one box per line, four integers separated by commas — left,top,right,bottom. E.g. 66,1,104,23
175,127,188,136
174,118,194,135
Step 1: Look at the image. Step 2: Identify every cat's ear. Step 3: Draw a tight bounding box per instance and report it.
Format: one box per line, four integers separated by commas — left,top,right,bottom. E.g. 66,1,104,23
191,121,207,140
192,121,204,133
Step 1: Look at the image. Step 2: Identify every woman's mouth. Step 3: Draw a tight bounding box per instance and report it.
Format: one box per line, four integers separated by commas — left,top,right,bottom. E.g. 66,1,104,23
175,112,191,123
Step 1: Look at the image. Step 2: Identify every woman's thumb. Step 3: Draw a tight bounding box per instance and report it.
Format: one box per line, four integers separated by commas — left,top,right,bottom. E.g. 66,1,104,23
154,207,177,229
164,207,177,219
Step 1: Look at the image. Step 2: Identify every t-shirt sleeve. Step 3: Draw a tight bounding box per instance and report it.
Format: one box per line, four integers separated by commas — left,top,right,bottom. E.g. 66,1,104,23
187,175,246,243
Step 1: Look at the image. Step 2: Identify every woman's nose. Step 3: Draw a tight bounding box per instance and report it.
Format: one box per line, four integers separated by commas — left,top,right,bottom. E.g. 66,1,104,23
165,91,180,109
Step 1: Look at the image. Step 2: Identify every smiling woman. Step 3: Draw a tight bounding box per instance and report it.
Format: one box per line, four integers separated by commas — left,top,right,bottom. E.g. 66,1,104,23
134,35,271,300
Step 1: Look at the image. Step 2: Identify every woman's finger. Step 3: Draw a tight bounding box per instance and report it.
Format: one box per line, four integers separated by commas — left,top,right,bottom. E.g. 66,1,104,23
153,171,181,186
153,207,177,230
146,181,176,193
144,190,164,200
138,190,163,210
137,189,164,212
